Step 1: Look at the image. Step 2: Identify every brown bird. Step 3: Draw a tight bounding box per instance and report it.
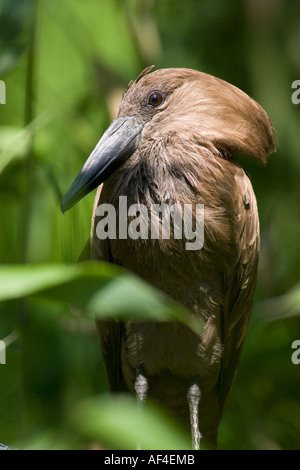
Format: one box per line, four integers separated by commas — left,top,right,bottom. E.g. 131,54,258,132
61,67,276,448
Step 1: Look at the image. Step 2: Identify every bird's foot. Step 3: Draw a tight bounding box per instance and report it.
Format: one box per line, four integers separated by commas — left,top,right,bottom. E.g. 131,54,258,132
134,365,148,407
134,365,149,450
187,377,201,450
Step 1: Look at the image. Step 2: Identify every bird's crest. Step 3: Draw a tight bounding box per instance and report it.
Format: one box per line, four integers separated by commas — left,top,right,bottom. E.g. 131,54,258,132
127,65,155,90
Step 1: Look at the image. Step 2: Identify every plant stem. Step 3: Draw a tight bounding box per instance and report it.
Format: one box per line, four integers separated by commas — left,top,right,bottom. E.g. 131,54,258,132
20,0,39,263
18,0,39,437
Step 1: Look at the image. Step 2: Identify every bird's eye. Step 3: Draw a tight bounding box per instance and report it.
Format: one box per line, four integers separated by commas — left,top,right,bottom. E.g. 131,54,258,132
148,91,164,107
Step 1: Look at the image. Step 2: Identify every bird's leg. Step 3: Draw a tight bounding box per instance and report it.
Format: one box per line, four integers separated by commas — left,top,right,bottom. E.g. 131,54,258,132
134,365,149,407
187,376,201,450
134,365,148,450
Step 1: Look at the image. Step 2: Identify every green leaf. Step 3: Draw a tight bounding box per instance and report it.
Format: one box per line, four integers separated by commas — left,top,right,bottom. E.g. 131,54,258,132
0,263,110,301
0,126,31,173
0,263,204,333
257,283,300,322
0,112,53,174
71,394,191,450
86,274,187,321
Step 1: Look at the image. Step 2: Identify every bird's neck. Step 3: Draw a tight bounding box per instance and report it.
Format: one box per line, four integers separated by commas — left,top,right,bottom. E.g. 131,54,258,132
102,135,228,209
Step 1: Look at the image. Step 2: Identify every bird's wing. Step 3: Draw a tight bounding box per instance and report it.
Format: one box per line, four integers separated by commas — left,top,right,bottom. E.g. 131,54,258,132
219,167,260,411
90,185,128,392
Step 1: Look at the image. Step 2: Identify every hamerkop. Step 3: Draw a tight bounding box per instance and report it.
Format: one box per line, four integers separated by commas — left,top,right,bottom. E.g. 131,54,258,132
61,67,276,448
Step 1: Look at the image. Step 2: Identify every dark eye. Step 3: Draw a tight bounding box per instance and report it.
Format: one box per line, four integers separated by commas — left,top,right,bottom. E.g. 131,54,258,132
148,91,164,107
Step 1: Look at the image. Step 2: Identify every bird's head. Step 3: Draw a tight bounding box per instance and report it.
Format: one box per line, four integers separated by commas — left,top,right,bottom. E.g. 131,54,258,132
61,66,276,213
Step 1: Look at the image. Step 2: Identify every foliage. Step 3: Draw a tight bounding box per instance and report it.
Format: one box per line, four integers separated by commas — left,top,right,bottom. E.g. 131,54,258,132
0,0,299,450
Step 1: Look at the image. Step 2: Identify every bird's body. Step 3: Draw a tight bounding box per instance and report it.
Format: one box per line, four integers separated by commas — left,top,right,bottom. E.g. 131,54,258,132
90,126,258,445
62,67,275,447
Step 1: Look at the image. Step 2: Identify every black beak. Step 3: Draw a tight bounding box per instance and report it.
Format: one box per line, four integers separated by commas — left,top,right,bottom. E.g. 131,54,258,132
61,116,143,213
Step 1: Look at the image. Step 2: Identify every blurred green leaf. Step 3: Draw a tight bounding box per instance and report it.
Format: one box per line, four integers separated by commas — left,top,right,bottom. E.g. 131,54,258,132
16,429,79,450
0,263,83,300
72,393,191,450
257,283,300,322
0,126,31,173
0,263,203,333
84,274,191,322
0,112,53,174
0,262,117,301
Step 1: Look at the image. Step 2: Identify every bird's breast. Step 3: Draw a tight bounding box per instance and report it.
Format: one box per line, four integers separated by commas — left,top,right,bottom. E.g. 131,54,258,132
91,149,255,390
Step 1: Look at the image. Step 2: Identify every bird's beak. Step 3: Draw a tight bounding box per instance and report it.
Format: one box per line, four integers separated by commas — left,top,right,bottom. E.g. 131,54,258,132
61,116,143,213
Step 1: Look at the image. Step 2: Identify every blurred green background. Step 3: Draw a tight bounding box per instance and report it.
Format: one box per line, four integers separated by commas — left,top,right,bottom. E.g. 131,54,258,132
0,0,300,450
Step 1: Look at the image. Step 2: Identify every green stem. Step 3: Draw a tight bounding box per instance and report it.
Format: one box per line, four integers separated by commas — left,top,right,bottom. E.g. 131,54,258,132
20,0,39,263
18,0,39,437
